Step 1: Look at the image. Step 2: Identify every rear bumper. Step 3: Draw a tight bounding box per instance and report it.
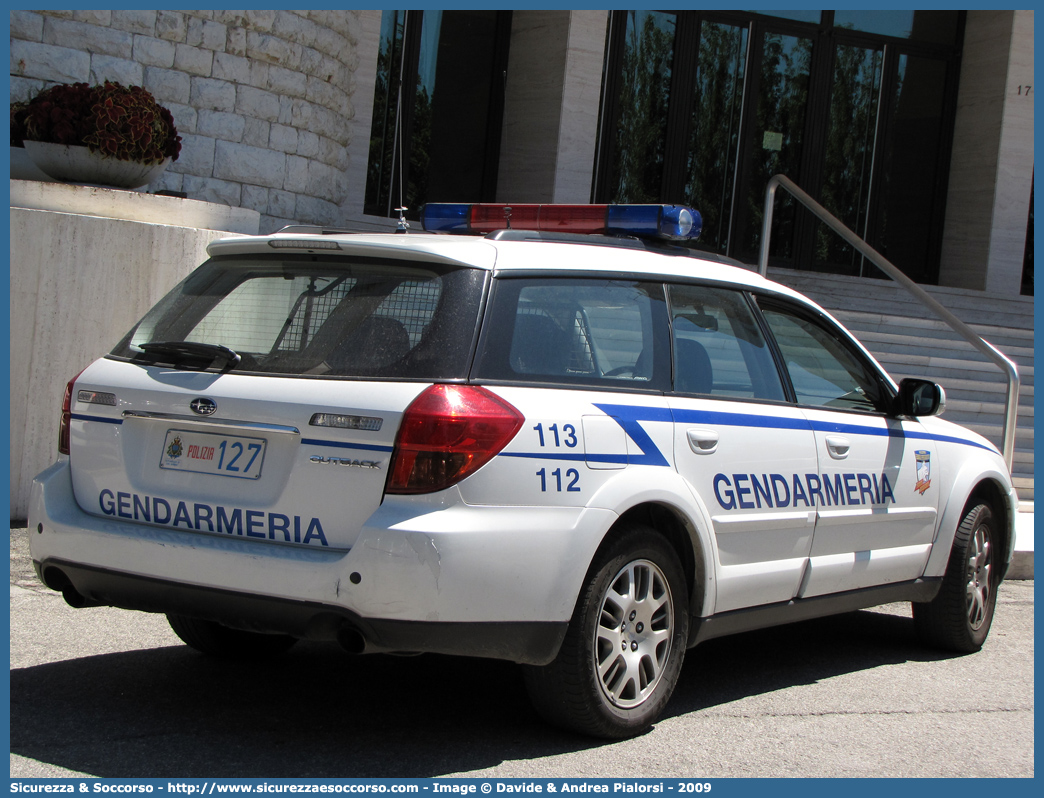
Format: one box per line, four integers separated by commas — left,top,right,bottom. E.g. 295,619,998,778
29,459,611,664
33,557,567,664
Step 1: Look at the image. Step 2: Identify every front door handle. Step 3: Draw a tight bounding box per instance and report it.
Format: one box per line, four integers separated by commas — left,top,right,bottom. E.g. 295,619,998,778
825,435,851,459
687,429,718,455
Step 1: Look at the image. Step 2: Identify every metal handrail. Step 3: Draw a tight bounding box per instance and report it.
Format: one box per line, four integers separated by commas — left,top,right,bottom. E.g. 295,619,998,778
758,174,1020,471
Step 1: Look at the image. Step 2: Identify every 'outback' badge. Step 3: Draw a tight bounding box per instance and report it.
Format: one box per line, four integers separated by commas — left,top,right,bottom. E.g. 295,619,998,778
190,397,217,416
309,455,381,470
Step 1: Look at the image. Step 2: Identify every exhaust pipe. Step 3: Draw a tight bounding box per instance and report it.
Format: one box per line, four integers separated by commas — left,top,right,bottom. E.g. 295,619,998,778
336,626,368,655
61,584,101,609
42,566,101,608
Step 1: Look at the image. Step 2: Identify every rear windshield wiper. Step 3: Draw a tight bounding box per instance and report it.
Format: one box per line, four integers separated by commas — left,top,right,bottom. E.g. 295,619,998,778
135,341,242,372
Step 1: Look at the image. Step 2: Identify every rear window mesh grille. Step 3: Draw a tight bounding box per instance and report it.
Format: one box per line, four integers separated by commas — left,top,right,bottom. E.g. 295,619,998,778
120,256,483,379
374,280,442,345
278,278,353,352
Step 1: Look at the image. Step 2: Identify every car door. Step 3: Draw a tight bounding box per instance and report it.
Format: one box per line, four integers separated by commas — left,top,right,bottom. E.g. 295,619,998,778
759,300,939,597
666,284,820,613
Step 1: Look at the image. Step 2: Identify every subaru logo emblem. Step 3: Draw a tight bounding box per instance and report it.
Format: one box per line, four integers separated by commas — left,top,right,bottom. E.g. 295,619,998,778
190,397,217,416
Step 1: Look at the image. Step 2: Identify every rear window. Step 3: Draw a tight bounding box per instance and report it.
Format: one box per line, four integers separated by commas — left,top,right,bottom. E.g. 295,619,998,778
474,277,670,390
111,254,487,379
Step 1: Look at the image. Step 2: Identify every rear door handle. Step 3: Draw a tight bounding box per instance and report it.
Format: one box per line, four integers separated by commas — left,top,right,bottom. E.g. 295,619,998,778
687,429,718,455
825,435,851,459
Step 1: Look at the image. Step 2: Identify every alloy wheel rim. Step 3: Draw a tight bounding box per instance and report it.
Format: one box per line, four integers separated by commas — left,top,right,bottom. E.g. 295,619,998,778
594,559,674,709
965,522,993,631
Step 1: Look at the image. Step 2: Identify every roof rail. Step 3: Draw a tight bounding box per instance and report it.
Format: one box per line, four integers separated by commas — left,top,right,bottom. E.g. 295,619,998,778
485,229,723,259
758,173,1021,471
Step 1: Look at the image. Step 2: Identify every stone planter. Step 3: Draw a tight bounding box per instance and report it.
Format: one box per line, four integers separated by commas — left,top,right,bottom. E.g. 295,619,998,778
10,146,55,182
22,141,170,189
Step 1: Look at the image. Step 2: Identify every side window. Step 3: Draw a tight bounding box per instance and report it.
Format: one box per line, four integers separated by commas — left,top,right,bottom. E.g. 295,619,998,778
761,304,888,413
475,279,670,389
667,285,785,401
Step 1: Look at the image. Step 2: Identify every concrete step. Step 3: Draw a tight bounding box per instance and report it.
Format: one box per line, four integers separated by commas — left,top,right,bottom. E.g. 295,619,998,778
775,289,1035,329
768,268,1035,329
1012,475,1035,502
878,349,1034,376
940,388,1033,411
918,381,1033,418
1011,448,1034,467
857,332,1033,368
943,409,1034,431
922,375,1033,399
944,397,1034,419
853,326,1033,355
764,267,1034,501
834,309,1035,349
879,355,1034,386
963,422,1033,447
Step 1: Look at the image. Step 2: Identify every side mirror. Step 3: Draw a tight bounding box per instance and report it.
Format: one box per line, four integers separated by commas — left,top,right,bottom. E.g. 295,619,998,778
897,378,946,417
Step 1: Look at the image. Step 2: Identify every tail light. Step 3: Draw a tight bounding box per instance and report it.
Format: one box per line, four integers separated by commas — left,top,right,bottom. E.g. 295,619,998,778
58,369,87,455
386,385,524,494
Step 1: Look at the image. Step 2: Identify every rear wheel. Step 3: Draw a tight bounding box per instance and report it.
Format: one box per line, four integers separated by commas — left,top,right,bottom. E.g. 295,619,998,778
913,502,999,653
523,525,689,738
167,614,297,659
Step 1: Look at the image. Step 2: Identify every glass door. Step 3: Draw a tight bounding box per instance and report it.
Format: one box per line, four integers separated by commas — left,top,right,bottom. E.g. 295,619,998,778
595,11,962,283
870,54,952,284
682,21,749,254
364,10,511,219
812,43,884,275
598,10,678,204
732,28,816,263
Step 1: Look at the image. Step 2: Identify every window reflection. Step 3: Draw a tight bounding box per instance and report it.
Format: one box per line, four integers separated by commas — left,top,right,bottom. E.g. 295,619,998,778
365,11,406,217
364,11,507,218
834,11,959,45
815,45,883,274
740,32,814,261
604,11,676,203
751,10,822,25
685,23,748,254
596,10,962,284
876,55,948,284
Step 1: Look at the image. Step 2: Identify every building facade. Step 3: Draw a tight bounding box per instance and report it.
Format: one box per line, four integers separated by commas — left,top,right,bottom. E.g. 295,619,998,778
9,9,1034,295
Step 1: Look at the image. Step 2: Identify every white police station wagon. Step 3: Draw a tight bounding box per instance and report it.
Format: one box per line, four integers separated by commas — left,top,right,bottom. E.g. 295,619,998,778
29,203,1016,738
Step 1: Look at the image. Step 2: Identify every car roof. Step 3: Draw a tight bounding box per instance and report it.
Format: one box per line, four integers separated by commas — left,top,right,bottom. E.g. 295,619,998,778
206,229,811,303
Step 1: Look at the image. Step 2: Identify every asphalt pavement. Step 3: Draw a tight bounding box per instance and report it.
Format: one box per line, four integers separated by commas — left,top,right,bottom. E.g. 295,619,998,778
9,526,1035,778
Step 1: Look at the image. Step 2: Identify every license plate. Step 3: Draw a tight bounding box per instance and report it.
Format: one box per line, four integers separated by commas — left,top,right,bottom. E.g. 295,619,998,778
160,429,267,480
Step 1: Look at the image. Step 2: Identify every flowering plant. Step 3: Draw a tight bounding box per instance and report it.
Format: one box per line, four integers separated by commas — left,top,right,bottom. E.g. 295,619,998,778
11,81,181,164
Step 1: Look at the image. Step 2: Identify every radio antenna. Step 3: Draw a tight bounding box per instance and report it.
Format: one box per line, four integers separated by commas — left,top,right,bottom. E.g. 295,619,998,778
387,12,410,220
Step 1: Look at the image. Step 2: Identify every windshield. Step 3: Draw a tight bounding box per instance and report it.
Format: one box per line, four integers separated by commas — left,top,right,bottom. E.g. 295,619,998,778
110,254,487,380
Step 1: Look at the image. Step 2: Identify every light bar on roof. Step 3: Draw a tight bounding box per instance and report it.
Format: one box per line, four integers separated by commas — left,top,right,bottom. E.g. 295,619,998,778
421,203,702,241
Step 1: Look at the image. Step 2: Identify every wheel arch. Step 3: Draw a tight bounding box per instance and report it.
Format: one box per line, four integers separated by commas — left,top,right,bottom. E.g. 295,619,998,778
965,478,1014,580
925,466,1017,580
600,501,712,620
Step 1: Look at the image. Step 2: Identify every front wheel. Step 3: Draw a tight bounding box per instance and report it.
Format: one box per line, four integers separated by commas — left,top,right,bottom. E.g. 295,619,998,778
913,502,999,653
523,525,689,738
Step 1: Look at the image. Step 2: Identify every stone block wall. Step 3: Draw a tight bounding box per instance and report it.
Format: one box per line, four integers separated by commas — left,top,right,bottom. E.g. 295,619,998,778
10,9,362,233
10,182,259,518
941,10,1034,296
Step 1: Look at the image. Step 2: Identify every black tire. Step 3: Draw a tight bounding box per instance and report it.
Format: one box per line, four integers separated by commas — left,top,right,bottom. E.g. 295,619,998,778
167,614,297,659
523,525,689,738
913,502,999,653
